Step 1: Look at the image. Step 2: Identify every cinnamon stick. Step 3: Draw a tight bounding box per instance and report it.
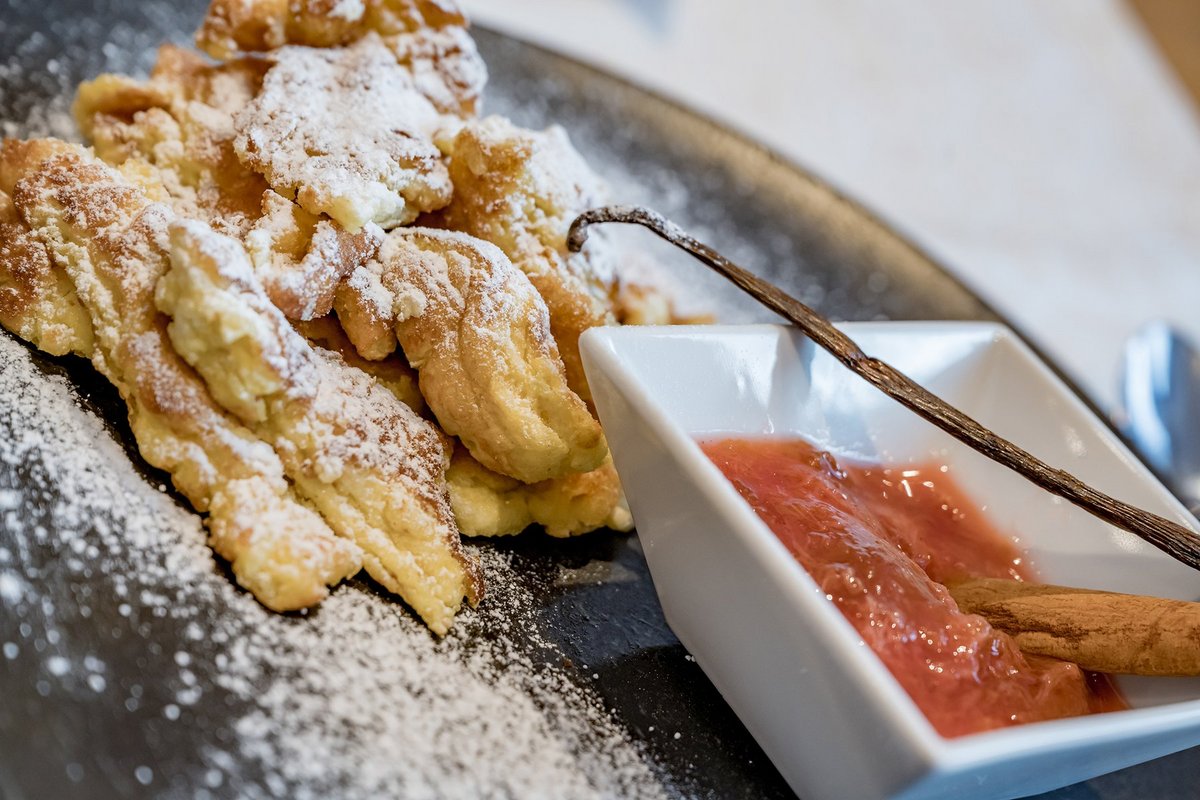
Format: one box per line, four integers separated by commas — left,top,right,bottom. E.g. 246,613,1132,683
948,577,1200,676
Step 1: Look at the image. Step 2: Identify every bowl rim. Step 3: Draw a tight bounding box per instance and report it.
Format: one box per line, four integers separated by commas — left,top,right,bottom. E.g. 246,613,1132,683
581,320,1200,772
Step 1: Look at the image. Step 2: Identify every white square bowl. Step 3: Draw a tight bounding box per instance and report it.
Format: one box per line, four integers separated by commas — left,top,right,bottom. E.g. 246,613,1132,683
580,322,1200,800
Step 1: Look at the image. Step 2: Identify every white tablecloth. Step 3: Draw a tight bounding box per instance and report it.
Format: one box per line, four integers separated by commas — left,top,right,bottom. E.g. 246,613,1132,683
466,0,1200,409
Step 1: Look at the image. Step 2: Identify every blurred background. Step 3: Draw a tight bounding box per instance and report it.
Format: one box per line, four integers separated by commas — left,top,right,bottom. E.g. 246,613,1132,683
465,0,1200,410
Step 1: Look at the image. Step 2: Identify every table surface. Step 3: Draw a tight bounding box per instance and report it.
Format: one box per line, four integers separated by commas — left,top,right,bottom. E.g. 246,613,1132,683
466,0,1200,411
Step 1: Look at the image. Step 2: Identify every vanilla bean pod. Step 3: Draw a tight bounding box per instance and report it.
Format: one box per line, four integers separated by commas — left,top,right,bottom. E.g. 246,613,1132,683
568,204,1200,571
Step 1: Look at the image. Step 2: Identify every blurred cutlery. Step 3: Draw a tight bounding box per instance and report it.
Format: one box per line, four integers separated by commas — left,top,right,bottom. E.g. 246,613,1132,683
1119,322,1200,515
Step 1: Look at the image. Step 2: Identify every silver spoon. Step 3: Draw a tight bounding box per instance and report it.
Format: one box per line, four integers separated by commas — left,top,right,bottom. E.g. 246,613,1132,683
1119,322,1200,515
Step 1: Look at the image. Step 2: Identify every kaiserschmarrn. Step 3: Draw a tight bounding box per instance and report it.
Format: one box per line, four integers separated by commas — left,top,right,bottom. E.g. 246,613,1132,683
0,0,689,632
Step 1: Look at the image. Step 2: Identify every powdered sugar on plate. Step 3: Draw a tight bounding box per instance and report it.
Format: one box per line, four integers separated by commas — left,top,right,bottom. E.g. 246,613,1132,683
220,553,664,800
0,3,191,141
0,334,665,798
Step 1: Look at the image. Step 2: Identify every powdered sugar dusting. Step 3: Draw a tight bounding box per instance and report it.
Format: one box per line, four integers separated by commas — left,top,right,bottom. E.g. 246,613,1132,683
0,32,84,141
0,334,665,797
220,549,665,800
344,258,395,320
233,34,452,230
327,0,367,23
0,4,193,140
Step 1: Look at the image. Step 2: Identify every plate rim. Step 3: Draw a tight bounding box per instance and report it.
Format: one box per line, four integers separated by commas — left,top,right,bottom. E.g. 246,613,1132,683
471,23,1139,469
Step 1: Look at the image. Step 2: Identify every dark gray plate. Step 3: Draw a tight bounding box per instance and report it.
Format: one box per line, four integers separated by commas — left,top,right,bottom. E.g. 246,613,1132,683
1,2,1196,798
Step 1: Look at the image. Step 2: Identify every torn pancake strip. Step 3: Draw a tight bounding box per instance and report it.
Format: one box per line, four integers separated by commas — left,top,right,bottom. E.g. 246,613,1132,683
0,139,361,610
447,447,631,539
335,227,606,484
436,116,619,403
158,218,481,633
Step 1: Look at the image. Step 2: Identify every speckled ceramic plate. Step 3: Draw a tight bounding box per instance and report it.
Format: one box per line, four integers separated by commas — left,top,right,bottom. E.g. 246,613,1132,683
1,2,1196,799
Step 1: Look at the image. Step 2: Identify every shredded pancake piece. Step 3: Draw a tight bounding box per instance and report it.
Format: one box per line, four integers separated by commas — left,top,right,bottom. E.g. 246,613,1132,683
0,186,94,357
612,278,714,327
74,45,272,237
330,255,398,361
293,315,425,413
158,220,481,633
245,190,384,320
196,0,486,115
197,0,464,54
436,116,618,403
75,47,393,321
447,447,632,538
0,139,361,610
335,227,606,483
233,35,452,232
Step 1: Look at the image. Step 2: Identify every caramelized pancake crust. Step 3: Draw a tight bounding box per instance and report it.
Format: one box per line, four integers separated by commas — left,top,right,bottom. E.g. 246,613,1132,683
245,190,384,320
76,47,399,321
75,46,272,236
0,186,94,357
